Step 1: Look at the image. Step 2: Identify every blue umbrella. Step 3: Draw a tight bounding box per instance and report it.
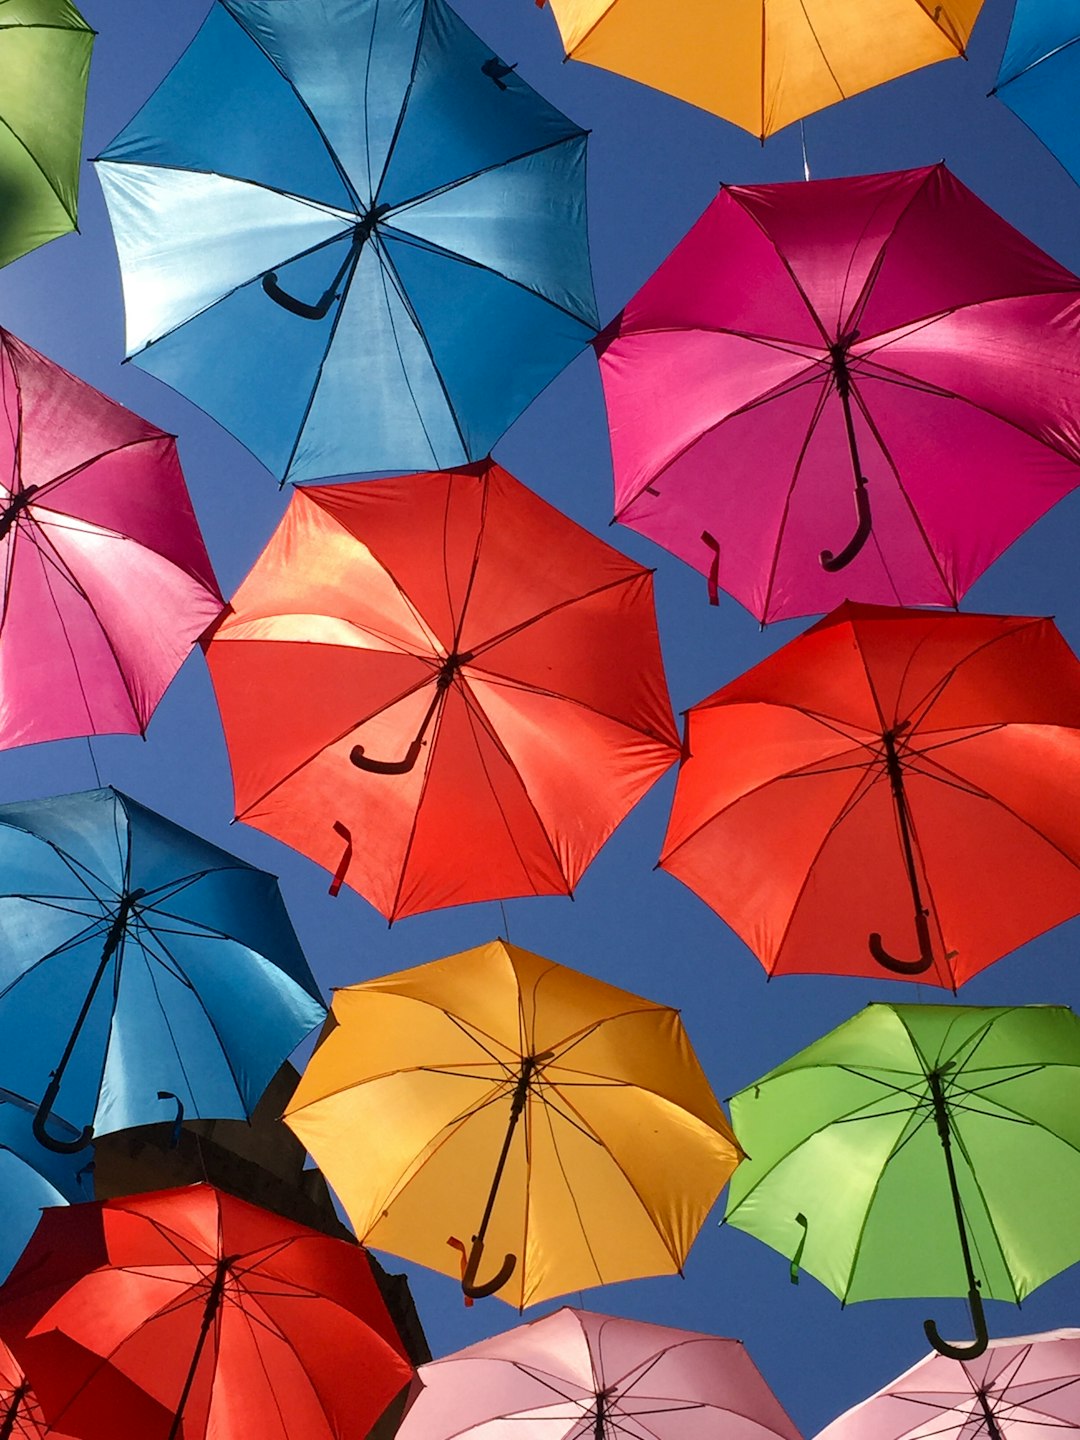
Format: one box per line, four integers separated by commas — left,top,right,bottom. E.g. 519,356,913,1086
93,0,598,483
0,1085,92,1281
994,2,1080,188
0,787,325,1153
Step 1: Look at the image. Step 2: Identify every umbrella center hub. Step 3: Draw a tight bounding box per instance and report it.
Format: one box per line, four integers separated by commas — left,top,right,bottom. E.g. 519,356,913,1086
356,203,391,245
437,651,473,689
0,484,39,541
828,331,860,396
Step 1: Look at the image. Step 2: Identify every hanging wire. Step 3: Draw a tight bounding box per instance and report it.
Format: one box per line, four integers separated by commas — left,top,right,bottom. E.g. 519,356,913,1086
799,120,811,180
498,900,511,941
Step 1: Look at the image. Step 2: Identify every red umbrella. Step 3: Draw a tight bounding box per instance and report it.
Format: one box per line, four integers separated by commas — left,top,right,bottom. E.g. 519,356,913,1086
203,460,680,920
0,1184,415,1440
0,1338,51,1440
0,328,222,749
659,603,1080,987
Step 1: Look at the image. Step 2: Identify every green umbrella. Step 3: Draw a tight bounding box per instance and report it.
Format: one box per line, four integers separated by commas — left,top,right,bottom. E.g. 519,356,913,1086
0,0,94,270
724,1004,1080,1362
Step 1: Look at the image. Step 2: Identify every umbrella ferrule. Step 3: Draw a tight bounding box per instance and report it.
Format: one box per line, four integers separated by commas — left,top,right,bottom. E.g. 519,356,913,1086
0,484,39,542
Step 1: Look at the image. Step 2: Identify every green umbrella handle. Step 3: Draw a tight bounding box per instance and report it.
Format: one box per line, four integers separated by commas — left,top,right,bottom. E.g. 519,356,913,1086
461,1236,518,1299
924,1283,989,1360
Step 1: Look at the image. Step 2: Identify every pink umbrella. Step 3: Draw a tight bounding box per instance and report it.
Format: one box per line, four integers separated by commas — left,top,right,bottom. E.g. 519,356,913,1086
398,1307,802,1440
0,328,222,748
596,164,1080,623
816,1330,1080,1440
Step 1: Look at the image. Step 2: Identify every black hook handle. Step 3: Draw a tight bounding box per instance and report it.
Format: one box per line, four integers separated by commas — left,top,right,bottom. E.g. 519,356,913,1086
924,1284,989,1360
32,1072,92,1154
461,1235,517,1300
820,478,872,571
158,1090,185,1148
262,272,340,321
869,907,934,975
349,736,424,776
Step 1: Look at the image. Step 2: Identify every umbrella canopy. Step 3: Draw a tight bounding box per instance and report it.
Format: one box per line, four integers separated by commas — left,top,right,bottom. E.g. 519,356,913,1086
595,163,1080,623
93,0,598,483
0,1183,415,1440
0,1339,52,1440
398,1306,803,1440
995,4,1080,190
203,461,680,920
816,1328,1080,1440
539,0,983,139
724,1003,1080,1360
0,1086,91,1285
0,326,223,749
0,786,325,1154
284,939,742,1310
659,603,1080,988
0,2,93,271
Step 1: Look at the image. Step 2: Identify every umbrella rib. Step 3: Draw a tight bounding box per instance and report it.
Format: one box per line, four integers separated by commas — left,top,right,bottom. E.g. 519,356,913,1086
760,377,838,619
729,191,834,347
372,0,427,203
613,361,826,520
467,571,643,661
447,461,486,655
22,435,175,503
545,1083,684,1273
842,167,939,338
222,1287,296,1440
384,217,598,331
19,514,146,729
463,665,676,750
846,379,956,602
368,235,470,459
0,114,78,225
900,618,1046,734
997,33,1080,85
938,1108,1021,1304
217,3,362,211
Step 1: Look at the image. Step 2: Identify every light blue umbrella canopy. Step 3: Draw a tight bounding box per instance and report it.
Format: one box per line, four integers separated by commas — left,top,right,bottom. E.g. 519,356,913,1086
93,0,599,483
994,1,1080,188
0,1085,91,1281
0,787,325,1154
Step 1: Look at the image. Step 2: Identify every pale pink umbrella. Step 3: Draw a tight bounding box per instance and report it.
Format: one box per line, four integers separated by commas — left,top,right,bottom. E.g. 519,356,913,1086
816,1331,1080,1440
398,1307,802,1440
596,164,1080,623
0,327,223,749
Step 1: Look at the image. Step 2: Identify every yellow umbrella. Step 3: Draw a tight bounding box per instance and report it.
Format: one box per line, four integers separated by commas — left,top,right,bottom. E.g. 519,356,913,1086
539,0,985,139
284,939,741,1309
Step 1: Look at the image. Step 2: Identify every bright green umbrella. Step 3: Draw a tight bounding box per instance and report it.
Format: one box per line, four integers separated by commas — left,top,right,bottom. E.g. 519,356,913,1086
0,1,94,270
724,1004,1080,1362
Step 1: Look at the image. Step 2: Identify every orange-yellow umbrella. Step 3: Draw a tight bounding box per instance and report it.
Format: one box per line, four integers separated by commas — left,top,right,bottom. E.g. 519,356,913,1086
284,940,741,1310
540,0,984,139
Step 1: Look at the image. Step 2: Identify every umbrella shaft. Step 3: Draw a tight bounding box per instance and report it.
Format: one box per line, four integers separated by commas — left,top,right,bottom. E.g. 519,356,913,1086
167,1257,231,1440
927,1071,981,1295
977,1389,1004,1440
882,731,927,925
474,1057,537,1246
0,1382,29,1440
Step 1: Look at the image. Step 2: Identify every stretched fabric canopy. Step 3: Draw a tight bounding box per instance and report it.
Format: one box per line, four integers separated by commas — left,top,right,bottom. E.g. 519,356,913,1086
95,0,598,481
995,3,1080,189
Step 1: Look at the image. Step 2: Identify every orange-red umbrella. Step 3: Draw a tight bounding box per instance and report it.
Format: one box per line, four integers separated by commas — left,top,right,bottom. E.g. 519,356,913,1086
660,603,1080,988
204,461,680,920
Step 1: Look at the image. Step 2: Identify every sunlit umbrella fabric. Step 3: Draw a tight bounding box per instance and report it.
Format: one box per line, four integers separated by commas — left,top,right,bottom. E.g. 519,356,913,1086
285,940,742,1309
398,1306,803,1440
0,327,223,749
596,164,1080,622
725,1004,1080,1355
94,0,598,482
0,1,93,270
540,0,983,139
0,1184,415,1440
204,461,680,920
995,3,1080,190
0,787,325,1151
816,1329,1080,1440
660,603,1080,988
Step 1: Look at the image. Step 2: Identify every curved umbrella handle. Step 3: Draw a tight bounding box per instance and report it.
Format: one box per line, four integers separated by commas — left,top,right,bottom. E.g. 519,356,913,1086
32,1074,92,1154
820,477,872,572
869,907,934,975
924,1285,989,1360
262,271,340,321
461,1236,517,1300
350,736,425,776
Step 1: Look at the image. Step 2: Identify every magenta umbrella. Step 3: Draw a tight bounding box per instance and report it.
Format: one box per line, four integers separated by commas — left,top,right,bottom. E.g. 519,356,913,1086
397,1307,802,1440
815,1330,1080,1440
596,164,1080,623
0,327,223,748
